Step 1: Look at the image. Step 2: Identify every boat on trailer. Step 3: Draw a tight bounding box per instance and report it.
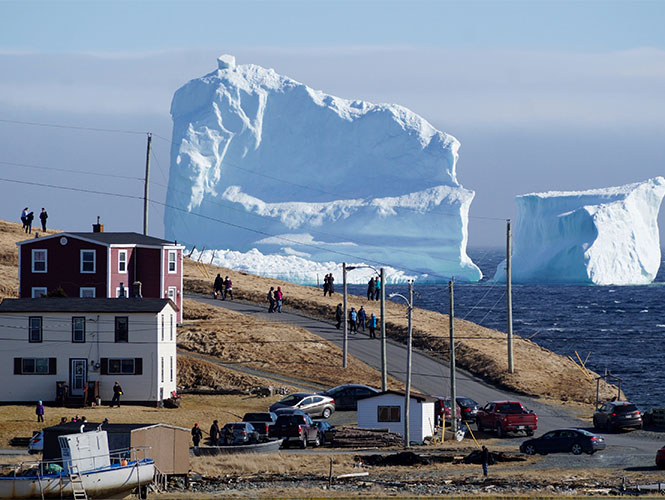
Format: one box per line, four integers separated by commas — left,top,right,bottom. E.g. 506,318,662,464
0,428,154,499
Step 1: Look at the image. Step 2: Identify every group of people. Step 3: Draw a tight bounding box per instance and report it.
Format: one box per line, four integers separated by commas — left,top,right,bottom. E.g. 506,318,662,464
335,304,379,338
267,286,283,313
366,276,382,301
20,207,48,234
322,273,335,296
213,274,234,300
191,420,228,446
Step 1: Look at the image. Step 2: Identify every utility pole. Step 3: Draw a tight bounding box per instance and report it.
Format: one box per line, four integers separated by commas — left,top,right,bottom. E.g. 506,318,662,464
342,262,348,369
507,219,514,373
380,267,387,391
449,280,457,435
403,280,413,448
143,133,152,236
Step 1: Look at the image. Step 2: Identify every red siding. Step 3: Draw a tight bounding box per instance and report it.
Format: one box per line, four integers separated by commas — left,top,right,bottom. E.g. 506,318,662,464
109,247,135,296
163,249,182,322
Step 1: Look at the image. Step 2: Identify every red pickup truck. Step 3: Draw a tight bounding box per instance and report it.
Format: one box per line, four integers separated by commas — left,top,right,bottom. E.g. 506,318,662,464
268,413,320,448
475,401,537,437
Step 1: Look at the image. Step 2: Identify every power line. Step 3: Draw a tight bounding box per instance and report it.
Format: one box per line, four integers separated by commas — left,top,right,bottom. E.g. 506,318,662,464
0,118,147,136
0,160,143,181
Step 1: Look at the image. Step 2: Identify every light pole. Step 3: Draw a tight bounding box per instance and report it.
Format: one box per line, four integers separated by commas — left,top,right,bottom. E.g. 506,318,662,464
389,280,413,448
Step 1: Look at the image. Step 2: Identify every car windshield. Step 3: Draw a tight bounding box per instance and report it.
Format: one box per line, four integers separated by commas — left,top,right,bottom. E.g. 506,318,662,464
496,403,524,413
232,424,247,430
279,394,305,405
614,404,639,413
276,415,305,425
457,398,477,407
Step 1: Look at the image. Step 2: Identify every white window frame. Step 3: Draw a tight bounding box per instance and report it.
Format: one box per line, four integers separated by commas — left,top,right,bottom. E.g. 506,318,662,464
79,287,96,298
21,357,50,374
161,356,164,383
170,314,174,341
80,249,96,273
31,287,47,298
31,249,47,273
29,316,43,343
161,315,164,342
167,286,176,302
167,250,177,273
72,316,86,343
115,286,129,298
107,358,135,375
170,356,174,382
118,250,127,273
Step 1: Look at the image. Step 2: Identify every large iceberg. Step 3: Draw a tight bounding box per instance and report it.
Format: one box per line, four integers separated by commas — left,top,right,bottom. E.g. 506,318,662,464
493,177,665,285
165,55,481,282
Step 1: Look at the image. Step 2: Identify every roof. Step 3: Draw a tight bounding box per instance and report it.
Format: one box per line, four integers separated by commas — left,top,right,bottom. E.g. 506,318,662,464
17,231,182,248
357,390,437,403
0,297,178,313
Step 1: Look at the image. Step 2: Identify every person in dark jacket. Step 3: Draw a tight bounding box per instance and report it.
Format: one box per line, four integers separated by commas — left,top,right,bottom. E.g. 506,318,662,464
327,274,335,296
191,423,203,447
367,278,375,300
335,303,343,329
209,420,220,445
374,276,381,301
358,306,367,331
39,208,48,232
481,445,490,477
36,401,45,422
25,211,34,234
213,274,224,298
267,286,275,313
110,381,123,408
323,274,330,296
223,276,233,300
349,307,358,333
20,207,28,230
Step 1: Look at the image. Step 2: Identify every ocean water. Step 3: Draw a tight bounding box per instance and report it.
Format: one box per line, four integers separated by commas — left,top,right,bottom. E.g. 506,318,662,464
347,248,665,409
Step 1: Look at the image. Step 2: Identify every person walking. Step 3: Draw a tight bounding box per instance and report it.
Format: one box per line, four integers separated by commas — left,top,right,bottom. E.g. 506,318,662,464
349,307,358,333
358,306,367,332
213,274,224,299
323,274,330,296
275,286,283,312
191,423,203,447
20,207,28,231
327,274,335,296
267,286,275,313
480,445,490,477
367,277,375,300
335,303,343,329
39,208,48,232
25,211,34,234
110,381,123,408
36,401,45,422
374,275,381,301
209,420,220,445
369,313,378,339
223,276,233,300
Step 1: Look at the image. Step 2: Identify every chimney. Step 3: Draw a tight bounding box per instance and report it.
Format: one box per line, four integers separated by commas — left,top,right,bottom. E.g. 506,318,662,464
132,281,142,298
93,216,104,233
118,282,126,298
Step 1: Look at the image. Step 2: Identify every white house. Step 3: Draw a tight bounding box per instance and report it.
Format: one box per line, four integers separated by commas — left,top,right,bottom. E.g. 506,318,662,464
357,390,437,444
0,297,178,405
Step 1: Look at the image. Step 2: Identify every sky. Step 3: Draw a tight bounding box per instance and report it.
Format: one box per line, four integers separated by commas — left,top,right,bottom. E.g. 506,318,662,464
1,0,664,249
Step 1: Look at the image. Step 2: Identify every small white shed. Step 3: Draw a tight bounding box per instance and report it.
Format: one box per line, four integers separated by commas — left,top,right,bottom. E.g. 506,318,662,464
357,390,436,444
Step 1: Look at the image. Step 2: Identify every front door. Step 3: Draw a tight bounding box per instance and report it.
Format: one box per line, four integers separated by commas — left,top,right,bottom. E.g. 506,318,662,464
70,359,87,397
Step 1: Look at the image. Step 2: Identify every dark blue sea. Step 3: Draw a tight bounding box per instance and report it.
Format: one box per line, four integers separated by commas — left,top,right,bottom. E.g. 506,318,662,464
347,248,665,409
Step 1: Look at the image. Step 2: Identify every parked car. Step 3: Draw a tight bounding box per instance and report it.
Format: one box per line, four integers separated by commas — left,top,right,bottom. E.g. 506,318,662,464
242,412,277,437
456,397,480,422
593,401,642,432
520,428,605,455
320,384,379,411
434,396,462,427
476,401,538,437
313,420,335,445
269,392,335,419
220,422,260,445
28,431,43,454
273,408,308,416
269,412,319,448
656,446,665,469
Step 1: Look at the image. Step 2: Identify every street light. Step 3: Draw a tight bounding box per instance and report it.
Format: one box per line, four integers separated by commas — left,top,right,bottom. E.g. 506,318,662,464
389,280,413,448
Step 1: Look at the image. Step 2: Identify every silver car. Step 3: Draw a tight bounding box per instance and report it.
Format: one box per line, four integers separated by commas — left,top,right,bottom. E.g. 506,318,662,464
269,392,335,419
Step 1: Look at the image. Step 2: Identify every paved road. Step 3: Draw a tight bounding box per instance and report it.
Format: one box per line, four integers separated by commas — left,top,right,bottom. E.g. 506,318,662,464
187,293,665,467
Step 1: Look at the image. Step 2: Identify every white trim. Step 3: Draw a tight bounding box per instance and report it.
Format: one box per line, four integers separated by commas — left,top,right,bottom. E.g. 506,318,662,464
160,249,164,298
118,249,128,273
31,249,47,273
31,287,47,298
80,249,96,273
79,287,96,298
107,247,112,298
167,250,177,273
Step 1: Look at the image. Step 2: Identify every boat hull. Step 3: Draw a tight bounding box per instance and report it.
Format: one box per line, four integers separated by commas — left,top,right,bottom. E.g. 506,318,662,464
192,439,284,455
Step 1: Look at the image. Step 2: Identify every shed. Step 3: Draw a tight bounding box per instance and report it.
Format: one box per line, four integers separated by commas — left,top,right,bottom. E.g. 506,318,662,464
357,390,436,444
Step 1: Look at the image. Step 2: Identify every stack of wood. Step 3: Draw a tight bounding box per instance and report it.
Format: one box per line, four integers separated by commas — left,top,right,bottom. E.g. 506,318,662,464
332,427,403,448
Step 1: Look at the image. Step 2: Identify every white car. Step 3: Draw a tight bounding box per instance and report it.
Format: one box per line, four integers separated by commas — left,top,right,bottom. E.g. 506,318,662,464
28,431,44,454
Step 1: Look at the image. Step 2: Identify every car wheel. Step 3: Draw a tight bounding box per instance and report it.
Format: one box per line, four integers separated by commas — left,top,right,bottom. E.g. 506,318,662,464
523,444,537,455
300,437,307,449
496,424,504,438
571,443,583,455
526,429,534,437
322,407,332,419
314,434,321,447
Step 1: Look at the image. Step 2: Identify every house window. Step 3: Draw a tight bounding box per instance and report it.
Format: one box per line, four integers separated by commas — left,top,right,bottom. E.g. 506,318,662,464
168,250,177,273
170,315,174,341
14,357,56,375
79,287,96,298
170,356,174,382
161,315,164,341
31,287,47,298
80,249,96,273
32,249,47,273
377,405,401,422
115,317,128,343
167,286,176,302
72,317,85,343
161,357,164,383
118,250,127,273
108,358,135,374
115,286,129,298
29,317,42,343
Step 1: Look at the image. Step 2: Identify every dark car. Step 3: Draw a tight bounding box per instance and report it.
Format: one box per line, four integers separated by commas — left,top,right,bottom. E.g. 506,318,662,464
520,428,605,456
269,392,335,419
593,401,642,432
656,446,665,469
269,412,319,448
456,397,480,422
242,412,277,437
313,420,335,445
220,422,260,445
320,384,379,411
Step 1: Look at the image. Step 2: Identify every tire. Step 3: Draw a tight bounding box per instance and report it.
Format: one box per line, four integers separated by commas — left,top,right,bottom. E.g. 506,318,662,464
313,434,321,447
523,444,537,455
526,429,534,437
571,443,583,455
322,407,332,419
496,424,504,438
300,437,307,449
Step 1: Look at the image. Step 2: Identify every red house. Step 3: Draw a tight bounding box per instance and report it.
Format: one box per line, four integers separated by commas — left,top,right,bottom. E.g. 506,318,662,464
17,225,185,323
